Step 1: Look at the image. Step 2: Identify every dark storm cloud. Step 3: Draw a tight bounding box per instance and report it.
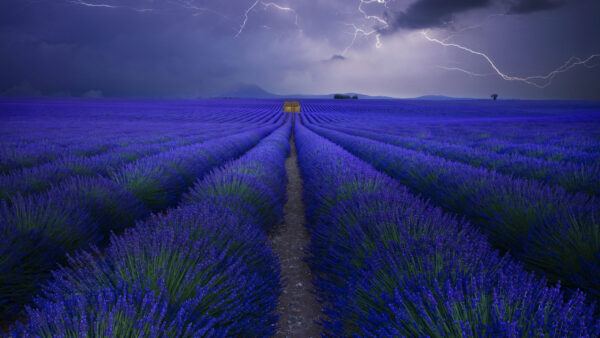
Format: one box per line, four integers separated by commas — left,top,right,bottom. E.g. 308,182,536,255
0,0,348,98
0,0,285,98
327,55,346,62
380,0,569,32
506,0,566,14
383,0,492,31
0,0,598,100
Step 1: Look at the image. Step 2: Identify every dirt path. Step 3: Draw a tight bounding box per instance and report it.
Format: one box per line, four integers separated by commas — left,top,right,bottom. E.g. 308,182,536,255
270,130,322,337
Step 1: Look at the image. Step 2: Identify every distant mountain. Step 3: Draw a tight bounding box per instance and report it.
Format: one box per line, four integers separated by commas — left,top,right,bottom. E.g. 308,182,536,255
214,83,397,100
214,83,470,100
413,95,475,100
287,92,397,100
216,83,280,99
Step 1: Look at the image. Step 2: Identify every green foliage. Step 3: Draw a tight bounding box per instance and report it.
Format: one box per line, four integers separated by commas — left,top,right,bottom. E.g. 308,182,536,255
334,94,352,99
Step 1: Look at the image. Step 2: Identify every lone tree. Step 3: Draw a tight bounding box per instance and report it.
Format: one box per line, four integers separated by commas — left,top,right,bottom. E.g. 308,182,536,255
491,93,498,100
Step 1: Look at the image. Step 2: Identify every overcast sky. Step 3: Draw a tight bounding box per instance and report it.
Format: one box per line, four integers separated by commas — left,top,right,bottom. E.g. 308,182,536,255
1,0,599,99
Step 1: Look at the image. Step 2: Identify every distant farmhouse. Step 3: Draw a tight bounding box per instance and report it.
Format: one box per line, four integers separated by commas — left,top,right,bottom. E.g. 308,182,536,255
284,101,300,113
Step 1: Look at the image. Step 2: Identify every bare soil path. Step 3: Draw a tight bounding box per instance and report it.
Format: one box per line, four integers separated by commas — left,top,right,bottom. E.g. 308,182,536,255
270,129,322,337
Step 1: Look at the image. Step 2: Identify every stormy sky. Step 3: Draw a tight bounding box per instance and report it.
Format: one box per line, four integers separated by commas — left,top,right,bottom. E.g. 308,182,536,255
1,0,599,99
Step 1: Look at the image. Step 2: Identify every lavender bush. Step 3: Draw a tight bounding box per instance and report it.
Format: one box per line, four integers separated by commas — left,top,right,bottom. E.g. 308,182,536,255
312,122,600,195
294,120,599,336
0,122,282,318
305,120,600,303
10,120,291,336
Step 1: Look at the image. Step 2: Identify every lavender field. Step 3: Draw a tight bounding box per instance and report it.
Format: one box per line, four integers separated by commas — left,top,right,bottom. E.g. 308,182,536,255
1,98,599,336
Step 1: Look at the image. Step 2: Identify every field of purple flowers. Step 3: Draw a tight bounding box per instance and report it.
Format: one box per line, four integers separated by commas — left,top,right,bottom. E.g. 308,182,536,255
1,98,599,336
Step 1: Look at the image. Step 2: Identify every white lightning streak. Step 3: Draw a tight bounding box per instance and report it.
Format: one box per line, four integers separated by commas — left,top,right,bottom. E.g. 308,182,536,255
66,0,218,14
52,0,600,90
358,0,388,26
235,1,300,38
68,0,153,12
342,0,389,54
423,30,600,88
261,2,299,28
342,24,381,55
437,66,495,77
440,14,505,43
235,0,261,38
177,0,209,15
69,0,117,8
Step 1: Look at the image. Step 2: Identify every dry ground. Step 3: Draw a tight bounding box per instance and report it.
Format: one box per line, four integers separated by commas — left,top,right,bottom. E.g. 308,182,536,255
270,135,322,337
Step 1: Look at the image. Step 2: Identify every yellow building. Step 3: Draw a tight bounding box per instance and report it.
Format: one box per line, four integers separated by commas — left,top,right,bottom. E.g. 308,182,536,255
283,101,300,113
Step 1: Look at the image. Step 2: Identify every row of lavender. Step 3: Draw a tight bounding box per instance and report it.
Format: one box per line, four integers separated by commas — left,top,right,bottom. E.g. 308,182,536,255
308,113,600,163
8,119,291,336
0,99,280,156
0,101,284,320
0,125,255,174
0,128,252,200
302,111,600,299
301,99,600,153
318,118,600,156
304,115,600,196
0,106,280,174
305,112,600,166
295,119,600,336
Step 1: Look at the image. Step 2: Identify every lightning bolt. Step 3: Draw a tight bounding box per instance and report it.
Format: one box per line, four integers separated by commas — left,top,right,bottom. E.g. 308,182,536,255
437,66,496,77
177,0,210,15
423,30,600,88
342,25,382,56
67,0,153,12
235,0,261,38
62,0,297,37
341,0,389,55
39,0,600,89
358,0,389,26
68,0,117,9
262,2,299,28
235,1,300,38
440,14,505,43
64,0,226,15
